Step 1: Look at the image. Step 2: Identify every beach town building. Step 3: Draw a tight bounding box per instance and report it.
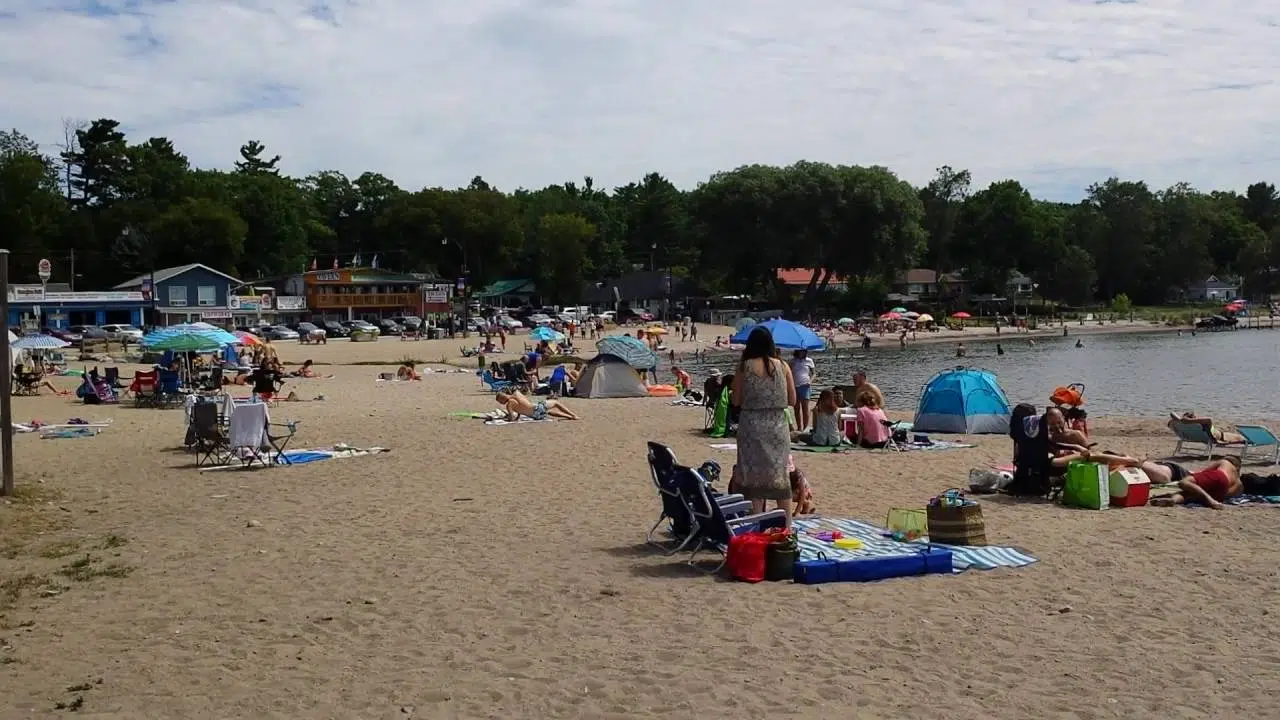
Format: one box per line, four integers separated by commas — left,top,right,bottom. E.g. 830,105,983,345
5,282,149,332
114,263,307,327
278,267,424,323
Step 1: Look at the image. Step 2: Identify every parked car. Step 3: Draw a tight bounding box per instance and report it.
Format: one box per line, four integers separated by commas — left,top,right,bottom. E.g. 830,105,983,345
296,321,325,337
377,319,403,336
524,313,551,328
495,316,523,332
43,327,82,343
262,325,299,341
70,325,107,339
389,315,423,331
235,325,265,336
100,324,144,342
342,320,380,336
323,320,350,338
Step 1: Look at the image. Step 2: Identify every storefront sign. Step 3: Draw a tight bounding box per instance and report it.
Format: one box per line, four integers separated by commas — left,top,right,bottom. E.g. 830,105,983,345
309,270,345,283
422,283,452,304
230,294,273,311
275,295,306,311
201,310,232,319
8,287,145,303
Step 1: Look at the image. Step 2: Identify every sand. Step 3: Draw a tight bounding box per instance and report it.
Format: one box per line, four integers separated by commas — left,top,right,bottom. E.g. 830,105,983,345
2,331,1279,719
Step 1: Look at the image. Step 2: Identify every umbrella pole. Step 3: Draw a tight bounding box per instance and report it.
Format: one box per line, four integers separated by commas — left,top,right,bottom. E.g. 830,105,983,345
0,249,13,496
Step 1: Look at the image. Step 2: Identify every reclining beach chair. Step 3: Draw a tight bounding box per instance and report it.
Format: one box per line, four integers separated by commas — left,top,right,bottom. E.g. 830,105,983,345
1007,403,1065,500
702,377,721,430
1169,419,1245,460
104,366,124,389
645,441,744,554
228,402,271,467
880,419,904,452
265,418,300,465
678,465,787,573
480,369,513,393
1235,425,1280,465
190,402,231,467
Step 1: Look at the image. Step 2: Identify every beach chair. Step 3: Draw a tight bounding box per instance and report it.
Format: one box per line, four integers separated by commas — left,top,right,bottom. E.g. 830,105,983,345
1008,403,1065,500
1169,419,1245,460
131,370,158,407
156,369,184,408
228,402,271,467
266,419,300,465
677,465,787,573
12,371,40,396
104,366,124,389
480,369,513,392
880,419,904,452
702,377,721,430
203,366,224,393
190,402,231,466
1236,425,1280,465
645,441,744,554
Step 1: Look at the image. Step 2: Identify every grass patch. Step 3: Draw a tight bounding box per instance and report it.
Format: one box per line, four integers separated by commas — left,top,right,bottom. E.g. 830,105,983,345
1,574,49,605
38,538,85,559
99,535,128,549
58,555,133,583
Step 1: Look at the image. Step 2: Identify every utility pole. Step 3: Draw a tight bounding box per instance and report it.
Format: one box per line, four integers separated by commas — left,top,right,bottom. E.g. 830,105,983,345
69,248,76,292
1,249,15,496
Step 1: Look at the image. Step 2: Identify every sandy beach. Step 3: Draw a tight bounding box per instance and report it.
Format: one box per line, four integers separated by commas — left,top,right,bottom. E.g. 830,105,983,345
3,329,1279,719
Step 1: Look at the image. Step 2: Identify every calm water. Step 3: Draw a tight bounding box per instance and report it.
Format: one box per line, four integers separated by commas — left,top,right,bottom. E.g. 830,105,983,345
692,329,1280,420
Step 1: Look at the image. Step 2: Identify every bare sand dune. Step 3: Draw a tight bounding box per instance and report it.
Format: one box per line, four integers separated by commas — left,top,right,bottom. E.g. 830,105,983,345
2,344,1278,719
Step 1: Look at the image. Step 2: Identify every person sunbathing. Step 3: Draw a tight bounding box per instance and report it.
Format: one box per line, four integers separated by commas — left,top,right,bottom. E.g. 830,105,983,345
1115,455,1244,510
397,362,421,381
1170,412,1245,445
291,359,318,378
495,390,578,421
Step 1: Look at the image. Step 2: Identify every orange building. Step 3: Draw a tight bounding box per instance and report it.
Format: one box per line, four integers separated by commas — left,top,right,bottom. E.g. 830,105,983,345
282,268,425,322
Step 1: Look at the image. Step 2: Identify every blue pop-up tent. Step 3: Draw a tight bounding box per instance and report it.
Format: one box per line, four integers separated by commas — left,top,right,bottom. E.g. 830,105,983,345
913,367,1011,434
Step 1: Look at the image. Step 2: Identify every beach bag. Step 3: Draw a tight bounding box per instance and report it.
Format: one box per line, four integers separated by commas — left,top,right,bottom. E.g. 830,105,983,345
926,490,987,545
885,508,928,541
764,530,798,582
1063,462,1109,509
726,532,769,582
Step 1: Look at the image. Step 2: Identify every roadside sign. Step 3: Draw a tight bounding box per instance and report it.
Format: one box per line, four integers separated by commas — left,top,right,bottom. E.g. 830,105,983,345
37,258,51,281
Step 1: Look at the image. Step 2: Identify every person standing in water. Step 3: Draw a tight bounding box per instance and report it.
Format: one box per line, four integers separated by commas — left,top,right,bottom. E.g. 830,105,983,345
956,342,966,358
996,343,1004,356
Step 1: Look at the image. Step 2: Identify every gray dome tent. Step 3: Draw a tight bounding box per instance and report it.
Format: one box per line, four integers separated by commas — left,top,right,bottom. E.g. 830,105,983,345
573,354,649,398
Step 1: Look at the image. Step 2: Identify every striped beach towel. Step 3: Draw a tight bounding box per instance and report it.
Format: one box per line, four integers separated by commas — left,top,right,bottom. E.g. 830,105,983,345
793,517,1037,573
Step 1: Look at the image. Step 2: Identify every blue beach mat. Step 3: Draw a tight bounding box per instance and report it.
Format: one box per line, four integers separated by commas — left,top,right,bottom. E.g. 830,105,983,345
793,517,1038,573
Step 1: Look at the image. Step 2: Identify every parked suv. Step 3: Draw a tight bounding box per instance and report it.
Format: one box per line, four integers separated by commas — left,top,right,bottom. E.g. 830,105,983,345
323,320,350,338
100,324,144,342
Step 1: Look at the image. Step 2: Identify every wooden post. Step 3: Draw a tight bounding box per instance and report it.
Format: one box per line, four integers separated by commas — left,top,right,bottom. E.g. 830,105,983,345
0,249,14,496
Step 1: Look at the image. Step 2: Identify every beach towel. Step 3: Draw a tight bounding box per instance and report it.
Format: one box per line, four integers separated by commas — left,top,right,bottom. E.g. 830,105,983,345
199,445,390,471
793,517,1038,573
40,427,99,439
670,397,701,407
790,443,850,453
485,416,553,425
229,402,268,451
712,441,974,453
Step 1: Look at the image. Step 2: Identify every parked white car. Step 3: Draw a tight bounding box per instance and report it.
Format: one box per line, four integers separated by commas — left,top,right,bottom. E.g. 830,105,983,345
100,324,144,342
496,316,523,331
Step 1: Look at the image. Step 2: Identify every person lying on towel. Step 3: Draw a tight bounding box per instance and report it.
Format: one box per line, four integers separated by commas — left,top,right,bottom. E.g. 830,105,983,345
495,390,579,421
397,361,421,381
1111,456,1244,510
1170,412,1246,445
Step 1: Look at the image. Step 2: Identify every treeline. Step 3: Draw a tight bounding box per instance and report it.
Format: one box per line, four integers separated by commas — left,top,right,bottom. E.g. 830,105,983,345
2,119,1279,310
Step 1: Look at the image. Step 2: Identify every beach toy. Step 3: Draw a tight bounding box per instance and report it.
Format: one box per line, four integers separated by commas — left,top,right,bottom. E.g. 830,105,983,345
833,538,863,550
808,530,843,542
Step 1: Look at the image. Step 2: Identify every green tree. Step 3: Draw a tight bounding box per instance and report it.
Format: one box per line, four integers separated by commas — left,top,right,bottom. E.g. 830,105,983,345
954,180,1040,293
535,213,595,304
235,140,281,175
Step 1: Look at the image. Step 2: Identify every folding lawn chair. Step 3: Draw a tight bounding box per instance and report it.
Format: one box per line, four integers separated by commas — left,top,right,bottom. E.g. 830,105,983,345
156,369,185,408
1169,419,1245,460
1236,425,1280,465
702,377,721,430
190,402,231,466
228,402,271,468
131,371,158,407
645,441,744,554
880,420,904,452
12,371,40,396
266,419,300,465
104,366,124,389
480,369,513,392
677,464,787,573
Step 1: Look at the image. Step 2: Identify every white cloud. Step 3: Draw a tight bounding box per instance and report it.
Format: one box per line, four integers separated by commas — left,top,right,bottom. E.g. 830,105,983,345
1,0,1277,199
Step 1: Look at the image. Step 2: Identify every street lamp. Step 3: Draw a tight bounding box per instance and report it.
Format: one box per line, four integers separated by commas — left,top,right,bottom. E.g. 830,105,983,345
442,237,471,336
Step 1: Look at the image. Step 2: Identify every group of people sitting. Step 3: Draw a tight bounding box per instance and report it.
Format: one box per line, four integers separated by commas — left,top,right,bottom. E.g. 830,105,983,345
1010,403,1247,509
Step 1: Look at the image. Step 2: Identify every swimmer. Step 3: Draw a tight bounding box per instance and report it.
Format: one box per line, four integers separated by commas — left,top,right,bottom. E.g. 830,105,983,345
996,343,1005,356
1075,339,1083,348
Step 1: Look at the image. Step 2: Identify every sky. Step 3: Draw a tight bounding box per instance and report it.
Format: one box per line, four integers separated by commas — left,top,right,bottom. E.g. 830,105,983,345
1,0,1278,201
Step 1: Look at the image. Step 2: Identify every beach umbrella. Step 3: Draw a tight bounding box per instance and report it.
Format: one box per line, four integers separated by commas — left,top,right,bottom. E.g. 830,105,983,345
595,335,658,369
915,313,934,323
836,317,855,325
645,325,668,334
734,317,757,331
146,332,223,352
890,306,907,313
233,330,263,346
12,335,70,350
729,319,825,350
902,311,920,319
144,324,239,347
879,312,901,321
529,326,566,343
950,312,971,319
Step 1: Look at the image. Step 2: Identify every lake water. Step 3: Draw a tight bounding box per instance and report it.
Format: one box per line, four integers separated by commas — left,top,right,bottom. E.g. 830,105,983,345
693,329,1280,420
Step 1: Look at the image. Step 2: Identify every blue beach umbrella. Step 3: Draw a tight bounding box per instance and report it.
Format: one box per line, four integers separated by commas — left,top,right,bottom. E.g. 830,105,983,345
729,319,825,350
11,335,71,350
529,326,566,343
145,331,223,352
143,324,238,347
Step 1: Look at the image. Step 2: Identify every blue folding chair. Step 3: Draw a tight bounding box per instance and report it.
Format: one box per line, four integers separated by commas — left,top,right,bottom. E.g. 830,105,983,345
675,464,787,573
645,441,743,555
